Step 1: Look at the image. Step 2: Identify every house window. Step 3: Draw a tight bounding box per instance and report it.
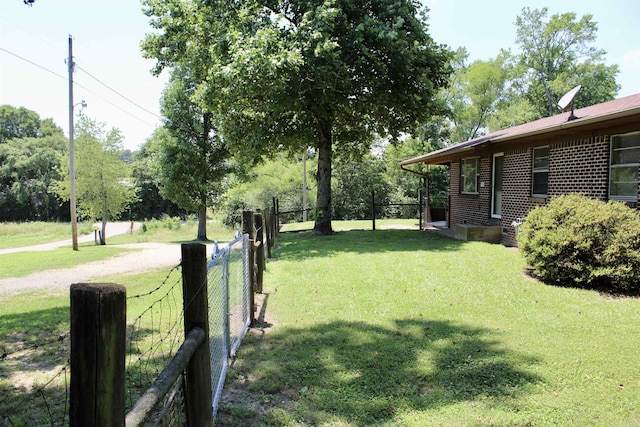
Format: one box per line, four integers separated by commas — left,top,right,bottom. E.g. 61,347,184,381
610,131,640,201
532,146,549,197
461,157,479,194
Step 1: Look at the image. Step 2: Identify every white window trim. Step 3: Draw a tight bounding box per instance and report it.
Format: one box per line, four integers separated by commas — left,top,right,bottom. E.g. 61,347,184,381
532,146,549,198
491,153,504,219
461,157,479,194
609,131,640,202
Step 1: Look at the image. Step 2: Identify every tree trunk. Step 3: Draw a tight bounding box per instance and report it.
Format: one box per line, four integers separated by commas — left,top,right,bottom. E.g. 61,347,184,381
313,121,333,235
197,206,207,241
100,188,107,245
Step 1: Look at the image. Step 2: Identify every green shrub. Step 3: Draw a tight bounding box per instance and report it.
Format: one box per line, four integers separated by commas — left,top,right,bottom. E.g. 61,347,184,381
518,194,640,292
139,215,183,233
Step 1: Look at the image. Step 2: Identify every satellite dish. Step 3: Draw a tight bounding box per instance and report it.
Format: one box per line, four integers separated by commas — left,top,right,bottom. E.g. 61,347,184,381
558,84,581,114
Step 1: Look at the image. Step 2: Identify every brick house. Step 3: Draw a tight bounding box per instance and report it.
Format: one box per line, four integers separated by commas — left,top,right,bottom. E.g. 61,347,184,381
400,93,640,246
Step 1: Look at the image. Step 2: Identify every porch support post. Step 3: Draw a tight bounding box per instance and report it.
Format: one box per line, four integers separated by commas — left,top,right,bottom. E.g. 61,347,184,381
424,171,432,225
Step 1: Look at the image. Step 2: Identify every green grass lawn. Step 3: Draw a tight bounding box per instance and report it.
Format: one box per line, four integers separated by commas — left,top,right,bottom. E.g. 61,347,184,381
3,225,639,426
108,218,237,245
0,221,94,249
0,219,237,279
218,229,640,426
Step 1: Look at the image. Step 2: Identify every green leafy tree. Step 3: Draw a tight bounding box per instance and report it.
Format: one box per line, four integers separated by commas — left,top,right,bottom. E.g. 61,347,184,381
443,49,507,142
0,106,67,221
0,105,62,143
51,116,136,244
333,154,390,220
0,105,40,143
512,7,619,117
221,154,317,227
129,136,185,220
142,0,452,234
384,118,450,209
0,135,68,221
153,67,230,241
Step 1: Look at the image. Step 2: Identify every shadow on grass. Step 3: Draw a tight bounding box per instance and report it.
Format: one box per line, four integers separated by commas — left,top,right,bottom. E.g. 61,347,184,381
522,267,640,299
274,229,464,262
220,318,542,426
0,306,70,426
0,304,186,426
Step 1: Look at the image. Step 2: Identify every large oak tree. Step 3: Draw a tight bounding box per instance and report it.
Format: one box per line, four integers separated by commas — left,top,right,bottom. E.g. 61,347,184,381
142,0,451,234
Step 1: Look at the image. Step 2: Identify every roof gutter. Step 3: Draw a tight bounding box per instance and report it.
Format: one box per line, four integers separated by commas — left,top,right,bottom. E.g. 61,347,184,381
400,147,470,167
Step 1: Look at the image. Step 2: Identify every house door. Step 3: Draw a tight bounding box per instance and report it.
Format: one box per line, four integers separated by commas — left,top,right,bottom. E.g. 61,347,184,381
492,153,503,218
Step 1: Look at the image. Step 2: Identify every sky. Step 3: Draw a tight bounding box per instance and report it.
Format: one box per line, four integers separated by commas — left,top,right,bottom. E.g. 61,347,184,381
1,0,639,151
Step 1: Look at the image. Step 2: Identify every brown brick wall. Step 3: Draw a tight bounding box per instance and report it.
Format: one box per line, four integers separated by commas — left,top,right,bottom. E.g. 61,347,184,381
501,136,611,246
548,137,610,199
450,157,495,227
449,135,620,246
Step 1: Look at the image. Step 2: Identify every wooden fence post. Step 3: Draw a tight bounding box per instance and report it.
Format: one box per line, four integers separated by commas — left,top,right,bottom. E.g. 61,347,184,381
181,243,213,427
418,188,423,230
264,209,272,259
371,190,376,231
269,203,277,248
242,211,256,324
254,212,265,293
274,198,280,233
70,283,126,427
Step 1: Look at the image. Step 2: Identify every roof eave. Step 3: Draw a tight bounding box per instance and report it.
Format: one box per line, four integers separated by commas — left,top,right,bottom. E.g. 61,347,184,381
400,104,640,167
493,105,640,143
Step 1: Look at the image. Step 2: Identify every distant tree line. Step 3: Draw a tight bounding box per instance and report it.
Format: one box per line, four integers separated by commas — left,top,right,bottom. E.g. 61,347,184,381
0,105,183,223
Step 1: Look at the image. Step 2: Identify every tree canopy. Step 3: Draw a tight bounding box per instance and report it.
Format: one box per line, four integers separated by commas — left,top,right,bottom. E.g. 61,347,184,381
0,106,68,221
442,7,620,140
0,105,63,143
142,0,452,234
0,135,68,221
511,7,619,117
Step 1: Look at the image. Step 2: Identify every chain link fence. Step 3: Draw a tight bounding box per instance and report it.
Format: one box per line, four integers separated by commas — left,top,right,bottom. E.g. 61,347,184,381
207,232,251,417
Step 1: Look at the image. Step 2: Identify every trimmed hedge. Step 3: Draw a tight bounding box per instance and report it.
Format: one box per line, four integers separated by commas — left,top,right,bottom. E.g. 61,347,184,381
518,194,640,292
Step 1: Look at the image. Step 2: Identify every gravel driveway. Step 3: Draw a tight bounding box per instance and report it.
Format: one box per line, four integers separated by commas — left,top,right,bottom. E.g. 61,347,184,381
0,223,208,296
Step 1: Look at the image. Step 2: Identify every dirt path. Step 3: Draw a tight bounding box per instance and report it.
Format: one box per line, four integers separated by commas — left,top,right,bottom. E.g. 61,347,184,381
0,223,211,296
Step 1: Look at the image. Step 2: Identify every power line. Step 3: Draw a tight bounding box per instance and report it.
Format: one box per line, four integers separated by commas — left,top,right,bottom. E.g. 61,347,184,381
76,65,162,120
72,80,158,127
0,46,159,128
0,46,67,81
0,15,66,57
1,53,159,128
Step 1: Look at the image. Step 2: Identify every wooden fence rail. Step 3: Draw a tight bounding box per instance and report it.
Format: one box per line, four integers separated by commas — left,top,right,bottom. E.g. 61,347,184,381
125,327,205,426
70,210,276,425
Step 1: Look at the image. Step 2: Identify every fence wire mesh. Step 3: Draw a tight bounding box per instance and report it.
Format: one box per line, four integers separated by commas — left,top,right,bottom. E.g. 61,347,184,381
1,316,70,426
207,233,251,418
125,264,185,426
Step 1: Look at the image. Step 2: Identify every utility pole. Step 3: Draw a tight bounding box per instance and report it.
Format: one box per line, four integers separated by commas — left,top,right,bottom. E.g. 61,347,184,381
68,35,78,251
